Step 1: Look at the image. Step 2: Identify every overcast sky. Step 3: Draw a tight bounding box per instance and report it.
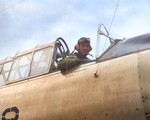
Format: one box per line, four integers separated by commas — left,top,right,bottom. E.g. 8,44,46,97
0,0,150,60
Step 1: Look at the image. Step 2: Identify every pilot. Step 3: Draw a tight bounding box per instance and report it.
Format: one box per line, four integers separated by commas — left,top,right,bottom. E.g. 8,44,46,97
74,37,92,59
57,37,92,71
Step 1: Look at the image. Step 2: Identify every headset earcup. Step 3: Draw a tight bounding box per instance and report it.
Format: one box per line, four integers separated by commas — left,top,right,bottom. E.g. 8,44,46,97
75,44,80,52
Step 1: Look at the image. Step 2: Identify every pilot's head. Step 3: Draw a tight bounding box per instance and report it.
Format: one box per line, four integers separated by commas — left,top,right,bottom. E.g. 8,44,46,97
75,37,92,56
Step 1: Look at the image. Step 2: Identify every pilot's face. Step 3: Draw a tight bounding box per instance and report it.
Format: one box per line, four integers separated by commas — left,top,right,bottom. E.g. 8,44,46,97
79,43,91,56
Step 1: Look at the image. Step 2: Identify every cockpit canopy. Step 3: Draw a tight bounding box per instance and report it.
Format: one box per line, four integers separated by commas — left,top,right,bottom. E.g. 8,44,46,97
0,38,69,85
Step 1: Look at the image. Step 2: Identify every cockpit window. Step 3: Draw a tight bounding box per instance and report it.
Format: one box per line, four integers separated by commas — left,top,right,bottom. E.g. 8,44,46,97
98,35,111,57
2,61,13,81
30,47,53,76
8,53,32,81
0,64,4,86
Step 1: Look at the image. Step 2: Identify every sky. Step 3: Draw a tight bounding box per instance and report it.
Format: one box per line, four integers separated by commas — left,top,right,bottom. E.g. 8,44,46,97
0,0,150,60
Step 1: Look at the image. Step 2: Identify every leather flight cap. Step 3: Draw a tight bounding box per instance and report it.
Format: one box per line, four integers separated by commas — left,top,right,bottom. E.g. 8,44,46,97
78,37,90,44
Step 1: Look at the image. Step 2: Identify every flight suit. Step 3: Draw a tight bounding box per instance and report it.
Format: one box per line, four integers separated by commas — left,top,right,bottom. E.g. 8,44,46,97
57,52,90,71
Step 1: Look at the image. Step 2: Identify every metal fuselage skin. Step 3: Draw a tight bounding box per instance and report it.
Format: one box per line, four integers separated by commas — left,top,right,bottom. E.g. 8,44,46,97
1,49,150,120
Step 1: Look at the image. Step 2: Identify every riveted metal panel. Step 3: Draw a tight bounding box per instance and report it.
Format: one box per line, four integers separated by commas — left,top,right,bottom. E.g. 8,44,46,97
138,49,150,114
0,53,145,120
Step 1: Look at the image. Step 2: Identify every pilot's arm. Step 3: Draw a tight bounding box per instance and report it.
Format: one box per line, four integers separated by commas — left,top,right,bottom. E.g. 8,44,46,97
57,55,83,71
